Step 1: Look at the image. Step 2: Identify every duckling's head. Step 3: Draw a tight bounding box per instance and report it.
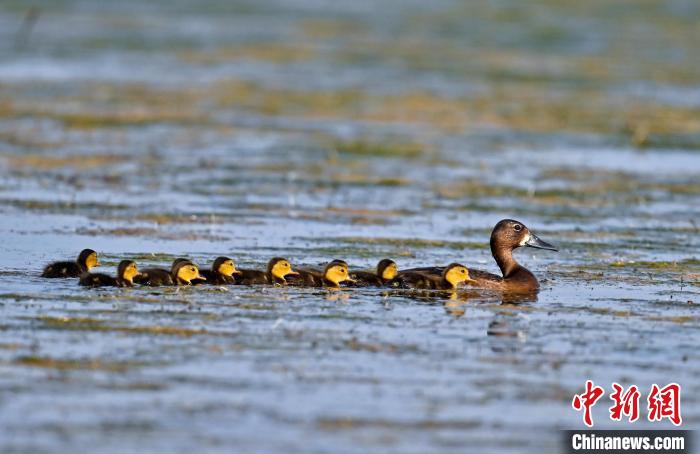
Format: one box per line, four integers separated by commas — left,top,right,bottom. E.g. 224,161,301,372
268,257,298,280
491,219,558,253
117,260,140,284
443,263,474,288
324,260,353,287
79,249,99,270
377,259,398,280
171,258,192,275
213,256,240,277
174,261,205,284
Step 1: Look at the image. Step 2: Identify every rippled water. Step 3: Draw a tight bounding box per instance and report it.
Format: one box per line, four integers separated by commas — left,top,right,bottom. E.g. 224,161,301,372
0,0,699,452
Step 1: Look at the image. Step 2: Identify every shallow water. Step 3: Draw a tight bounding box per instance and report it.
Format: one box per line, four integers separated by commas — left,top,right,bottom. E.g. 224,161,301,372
0,0,699,452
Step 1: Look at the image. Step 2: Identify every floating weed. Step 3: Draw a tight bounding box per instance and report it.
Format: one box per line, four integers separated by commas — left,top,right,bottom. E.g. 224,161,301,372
0,199,131,211
35,316,223,337
326,237,483,250
316,416,479,430
0,343,24,350
178,43,316,64
14,355,143,372
610,259,700,270
645,315,697,324
332,139,427,159
6,153,126,170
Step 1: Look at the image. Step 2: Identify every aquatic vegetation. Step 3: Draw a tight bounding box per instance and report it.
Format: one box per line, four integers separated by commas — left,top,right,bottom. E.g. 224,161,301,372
14,355,143,372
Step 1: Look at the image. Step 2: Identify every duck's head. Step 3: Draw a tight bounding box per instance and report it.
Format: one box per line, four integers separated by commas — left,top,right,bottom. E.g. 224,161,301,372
213,256,241,277
117,260,141,284
443,263,475,288
377,259,398,280
490,219,557,253
171,258,192,275
324,260,354,287
173,260,205,284
79,249,99,270
267,257,299,281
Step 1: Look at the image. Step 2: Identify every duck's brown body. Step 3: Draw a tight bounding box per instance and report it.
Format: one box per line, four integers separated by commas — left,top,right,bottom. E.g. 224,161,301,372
399,267,535,292
400,219,556,293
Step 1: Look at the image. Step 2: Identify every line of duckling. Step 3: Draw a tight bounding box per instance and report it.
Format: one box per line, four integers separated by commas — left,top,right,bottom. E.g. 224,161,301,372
40,219,557,293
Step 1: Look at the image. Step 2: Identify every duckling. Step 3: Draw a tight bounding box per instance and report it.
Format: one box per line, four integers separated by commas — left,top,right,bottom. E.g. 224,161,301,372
41,249,99,278
349,258,397,286
199,256,241,285
289,259,355,288
389,263,474,290
235,257,299,285
136,259,205,286
171,257,206,284
400,219,557,292
79,260,141,287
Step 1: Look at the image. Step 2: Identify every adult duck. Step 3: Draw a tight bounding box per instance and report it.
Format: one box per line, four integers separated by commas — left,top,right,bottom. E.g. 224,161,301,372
401,219,557,292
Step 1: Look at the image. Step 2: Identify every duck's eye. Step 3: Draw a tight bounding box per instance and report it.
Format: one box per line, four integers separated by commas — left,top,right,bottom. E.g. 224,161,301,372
461,269,466,274
513,224,522,232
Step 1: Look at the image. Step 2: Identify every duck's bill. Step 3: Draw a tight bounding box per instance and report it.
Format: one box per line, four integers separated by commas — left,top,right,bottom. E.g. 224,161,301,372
196,274,207,281
464,278,478,284
344,278,357,284
525,233,558,251
287,271,300,277
232,270,242,275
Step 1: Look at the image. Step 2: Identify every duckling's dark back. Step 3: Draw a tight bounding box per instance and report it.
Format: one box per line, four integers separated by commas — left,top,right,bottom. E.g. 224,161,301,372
389,272,442,290
134,268,174,286
42,261,85,278
286,268,324,287
348,270,384,287
79,273,118,287
200,269,235,285
235,269,271,285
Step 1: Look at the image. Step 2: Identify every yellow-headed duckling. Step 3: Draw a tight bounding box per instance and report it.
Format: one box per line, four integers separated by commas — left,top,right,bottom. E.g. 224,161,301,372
41,249,99,278
289,259,355,288
349,258,397,287
79,260,141,287
389,263,474,290
136,259,205,286
235,257,299,285
400,219,557,293
199,256,241,285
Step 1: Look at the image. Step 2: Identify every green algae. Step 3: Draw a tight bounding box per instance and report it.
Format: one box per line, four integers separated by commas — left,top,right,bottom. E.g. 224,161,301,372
35,316,223,337
332,139,427,159
14,355,143,372
610,259,700,270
